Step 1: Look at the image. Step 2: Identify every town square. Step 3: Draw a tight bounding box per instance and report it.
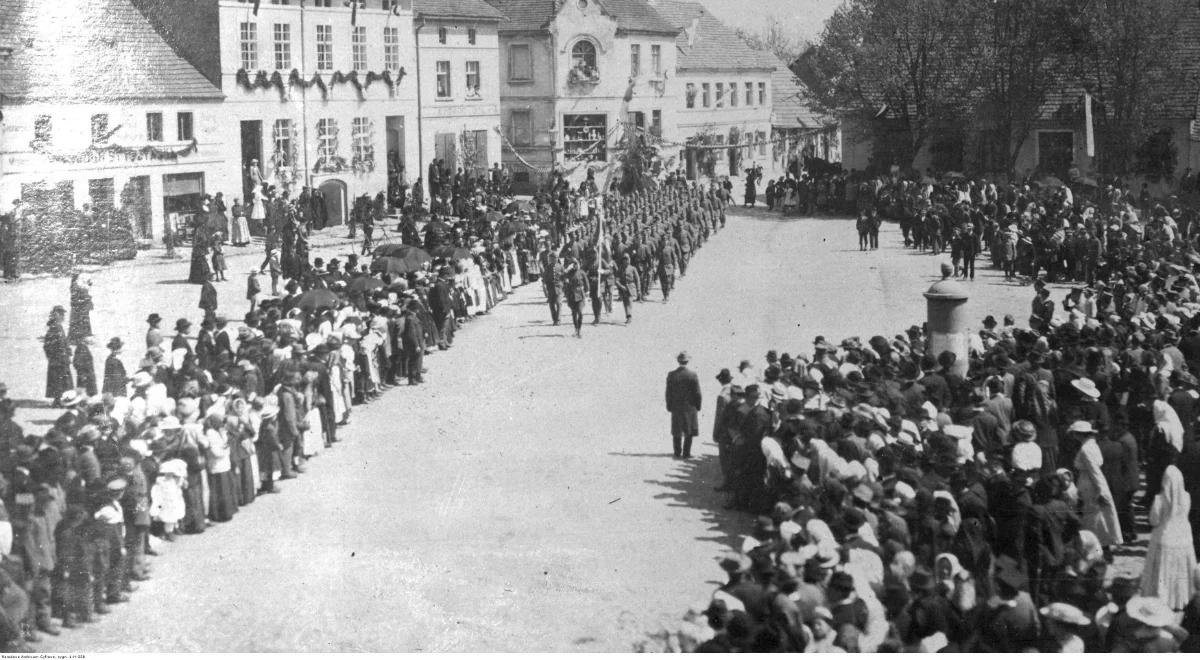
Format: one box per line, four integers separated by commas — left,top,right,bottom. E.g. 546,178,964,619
2,0,1200,654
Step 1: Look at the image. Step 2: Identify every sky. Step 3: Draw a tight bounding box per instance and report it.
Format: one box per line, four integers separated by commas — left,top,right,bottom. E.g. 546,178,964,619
693,0,842,47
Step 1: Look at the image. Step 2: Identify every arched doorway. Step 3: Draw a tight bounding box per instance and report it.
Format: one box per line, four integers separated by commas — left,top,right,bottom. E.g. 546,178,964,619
318,179,347,226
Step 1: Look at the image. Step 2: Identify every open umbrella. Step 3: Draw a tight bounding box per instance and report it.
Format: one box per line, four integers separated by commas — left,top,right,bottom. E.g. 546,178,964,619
295,288,339,312
346,276,386,294
373,243,431,259
1040,175,1064,187
431,245,472,260
485,210,504,225
370,255,428,275
943,171,966,180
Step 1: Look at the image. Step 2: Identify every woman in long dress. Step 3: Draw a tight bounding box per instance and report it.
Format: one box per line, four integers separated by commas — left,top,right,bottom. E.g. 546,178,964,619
1147,400,1184,501
249,184,267,235
230,198,251,247
1073,429,1122,549
202,413,237,522
1142,465,1197,609
43,306,73,403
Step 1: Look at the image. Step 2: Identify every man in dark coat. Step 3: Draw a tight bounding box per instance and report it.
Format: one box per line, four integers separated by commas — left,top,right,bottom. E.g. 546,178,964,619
665,351,702,459
1099,419,1140,544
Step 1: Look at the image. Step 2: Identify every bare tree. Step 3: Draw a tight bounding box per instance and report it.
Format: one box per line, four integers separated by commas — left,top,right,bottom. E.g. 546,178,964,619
734,16,805,65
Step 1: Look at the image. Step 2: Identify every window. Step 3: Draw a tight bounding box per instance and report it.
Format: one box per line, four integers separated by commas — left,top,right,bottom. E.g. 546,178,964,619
510,109,533,146
352,117,372,163
384,27,400,71
630,44,640,77
759,82,766,105
729,81,737,106
438,27,447,44
509,43,532,81
651,45,661,75
90,114,109,144
146,113,163,141
33,115,51,143
269,0,290,4
317,118,338,162
651,109,662,136
745,82,753,106
714,135,725,161
436,60,451,97
465,60,480,96
756,131,767,156
315,25,333,71
571,40,596,73
177,112,194,141
239,22,258,71
312,0,331,6
352,26,367,70
563,113,607,161
468,28,476,45
685,83,696,109
273,119,293,166
273,23,291,70
716,82,724,108
702,83,710,107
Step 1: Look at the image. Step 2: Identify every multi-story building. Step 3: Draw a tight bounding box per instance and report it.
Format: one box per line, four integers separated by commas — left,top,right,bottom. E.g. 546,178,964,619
413,0,505,196
486,0,680,193
0,0,227,240
653,1,775,181
135,0,421,226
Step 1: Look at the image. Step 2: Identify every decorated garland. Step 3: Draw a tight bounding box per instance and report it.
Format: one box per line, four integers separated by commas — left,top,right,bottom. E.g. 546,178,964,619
29,138,199,164
235,68,406,101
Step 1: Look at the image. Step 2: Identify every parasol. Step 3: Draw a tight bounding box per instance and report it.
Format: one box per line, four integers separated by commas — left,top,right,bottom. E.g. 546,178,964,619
295,288,339,311
431,245,472,260
374,243,430,259
370,254,430,275
346,276,387,294
1040,175,1065,187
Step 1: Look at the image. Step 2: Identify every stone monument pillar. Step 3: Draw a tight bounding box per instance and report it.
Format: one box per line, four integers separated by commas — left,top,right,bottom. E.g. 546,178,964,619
924,277,970,378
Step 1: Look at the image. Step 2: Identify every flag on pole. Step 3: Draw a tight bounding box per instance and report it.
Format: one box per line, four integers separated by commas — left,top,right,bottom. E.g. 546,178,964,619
1084,91,1095,158
252,0,261,15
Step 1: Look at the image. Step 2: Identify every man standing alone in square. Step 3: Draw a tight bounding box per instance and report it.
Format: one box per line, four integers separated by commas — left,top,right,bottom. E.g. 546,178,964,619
666,351,702,459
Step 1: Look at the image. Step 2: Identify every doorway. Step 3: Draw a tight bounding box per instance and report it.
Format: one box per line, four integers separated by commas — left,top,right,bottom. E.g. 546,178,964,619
240,120,263,202
121,176,153,239
386,115,405,198
435,132,457,171
318,179,347,226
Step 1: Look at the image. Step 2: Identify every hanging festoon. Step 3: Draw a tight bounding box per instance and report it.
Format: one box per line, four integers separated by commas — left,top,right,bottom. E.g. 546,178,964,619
236,69,289,101
30,138,199,164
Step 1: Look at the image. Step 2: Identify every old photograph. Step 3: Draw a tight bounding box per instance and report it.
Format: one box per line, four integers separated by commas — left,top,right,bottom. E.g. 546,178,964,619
0,0,1197,652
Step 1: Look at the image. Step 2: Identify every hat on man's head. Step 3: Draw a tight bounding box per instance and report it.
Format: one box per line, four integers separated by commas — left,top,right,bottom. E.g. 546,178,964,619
677,351,691,364
828,572,855,593
106,337,123,351
1067,420,1097,436
1125,596,1174,627
1039,602,1091,627
1071,377,1102,399
717,551,751,574
59,389,84,407
716,368,732,384
175,318,192,332
147,313,162,325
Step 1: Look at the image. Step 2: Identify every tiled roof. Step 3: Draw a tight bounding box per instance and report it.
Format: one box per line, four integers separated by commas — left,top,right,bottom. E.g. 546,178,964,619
484,0,677,34
653,0,774,72
770,58,834,129
415,0,506,21
0,0,223,103
484,0,556,31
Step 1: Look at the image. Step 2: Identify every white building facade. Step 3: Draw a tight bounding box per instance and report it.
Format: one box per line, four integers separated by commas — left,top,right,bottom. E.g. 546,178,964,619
0,0,228,241
653,1,775,181
212,0,421,225
413,0,505,195
490,0,680,193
